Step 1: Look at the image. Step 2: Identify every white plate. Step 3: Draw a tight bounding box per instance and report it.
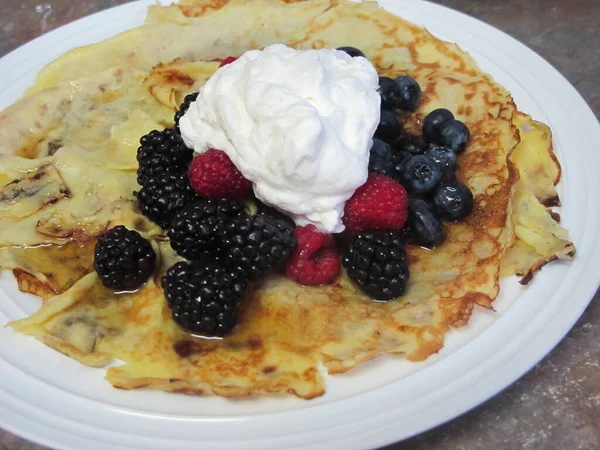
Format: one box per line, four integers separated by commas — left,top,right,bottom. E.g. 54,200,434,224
1,1,599,449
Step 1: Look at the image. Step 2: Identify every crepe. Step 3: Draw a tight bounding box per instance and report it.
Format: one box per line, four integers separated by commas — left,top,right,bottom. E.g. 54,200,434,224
2,0,573,398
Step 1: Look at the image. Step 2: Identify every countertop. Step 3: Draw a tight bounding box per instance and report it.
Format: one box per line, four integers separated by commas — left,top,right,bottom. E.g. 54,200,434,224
0,1,598,449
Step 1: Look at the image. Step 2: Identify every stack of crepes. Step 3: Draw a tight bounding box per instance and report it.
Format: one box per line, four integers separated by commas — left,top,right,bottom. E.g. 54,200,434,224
0,0,574,399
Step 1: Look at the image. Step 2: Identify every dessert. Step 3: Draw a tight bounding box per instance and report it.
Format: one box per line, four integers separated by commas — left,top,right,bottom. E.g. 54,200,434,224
0,0,574,399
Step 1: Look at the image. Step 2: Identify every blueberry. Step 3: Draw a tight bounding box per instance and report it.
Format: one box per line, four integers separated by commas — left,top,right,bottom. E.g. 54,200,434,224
407,198,445,248
439,170,458,185
336,46,366,58
378,76,401,110
396,133,427,155
424,146,457,172
368,139,393,177
394,75,421,111
423,108,454,143
370,138,392,160
391,151,411,172
375,109,403,144
400,155,442,196
437,119,470,154
432,182,474,221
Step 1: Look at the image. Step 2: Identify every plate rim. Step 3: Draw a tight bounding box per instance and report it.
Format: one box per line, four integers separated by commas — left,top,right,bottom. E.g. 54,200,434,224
0,1,599,449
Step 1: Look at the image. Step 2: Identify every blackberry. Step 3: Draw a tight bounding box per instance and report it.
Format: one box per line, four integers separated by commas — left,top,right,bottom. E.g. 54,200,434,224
174,92,198,131
136,172,197,228
222,214,296,280
255,200,296,228
137,129,193,186
94,225,156,291
162,261,247,336
342,231,409,301
168,198,245,260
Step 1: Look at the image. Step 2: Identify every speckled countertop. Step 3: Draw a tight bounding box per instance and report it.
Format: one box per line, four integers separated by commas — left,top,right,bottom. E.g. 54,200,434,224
0,1,598,449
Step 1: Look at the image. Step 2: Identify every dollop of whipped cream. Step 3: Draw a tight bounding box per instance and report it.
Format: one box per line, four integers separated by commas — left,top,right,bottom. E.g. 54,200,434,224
180,44,380,233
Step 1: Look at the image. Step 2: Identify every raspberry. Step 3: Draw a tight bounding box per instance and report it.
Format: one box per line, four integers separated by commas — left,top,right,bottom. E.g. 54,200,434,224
342,173,408,235
286,225,340,285
219,56,237,67
187,150,252,199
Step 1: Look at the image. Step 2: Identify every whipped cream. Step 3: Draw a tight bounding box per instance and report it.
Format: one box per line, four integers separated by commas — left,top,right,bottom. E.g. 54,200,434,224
180,44,380,233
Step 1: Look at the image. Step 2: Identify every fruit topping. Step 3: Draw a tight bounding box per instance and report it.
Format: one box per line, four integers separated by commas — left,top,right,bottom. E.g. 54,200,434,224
424,145,457,172
336,46,366,58
178,44,380,234
137,172,197,228
174,92,198,131
390,151,412,181
375,109,403,144
94,225,156,291
136,129,193,186
400,155,442,196
378,76,402,110
188,149,253,200
255,200,296,228
168,198,245,260
423,108,454,143
396,133,427,155
342,172,408,235
219,56,237,67
286,225,340,285
439,170,458,185
437,119,470,154
393,75,421,111
368,138,394,177
162,261,247,336
432,181,474,221
406,198,446,248
343,230,409,301
222,214,296,280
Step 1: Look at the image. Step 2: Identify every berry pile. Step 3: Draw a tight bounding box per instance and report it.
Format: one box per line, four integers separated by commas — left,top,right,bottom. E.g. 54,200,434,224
136,81,302,337
339,47,474,299
93,46,477,337
364,75,474,250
